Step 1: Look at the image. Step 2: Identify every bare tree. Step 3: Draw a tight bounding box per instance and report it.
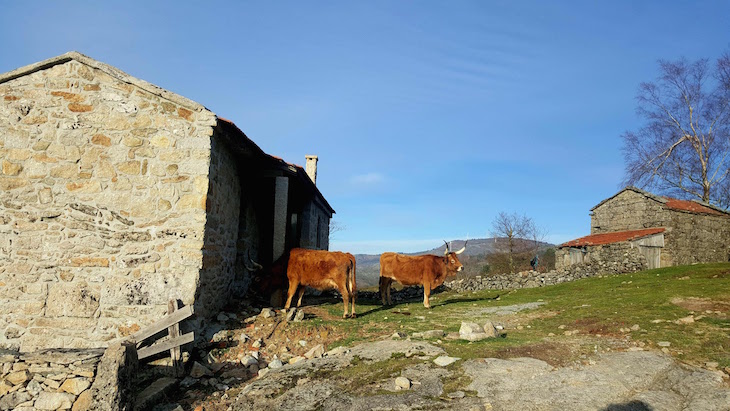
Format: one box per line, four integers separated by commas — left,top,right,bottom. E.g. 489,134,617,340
328,220,346,239
621,50,730,208
491,212,532,273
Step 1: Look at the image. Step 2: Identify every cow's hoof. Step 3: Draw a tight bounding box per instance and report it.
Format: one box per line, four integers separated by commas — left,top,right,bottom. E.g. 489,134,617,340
350,313,357,319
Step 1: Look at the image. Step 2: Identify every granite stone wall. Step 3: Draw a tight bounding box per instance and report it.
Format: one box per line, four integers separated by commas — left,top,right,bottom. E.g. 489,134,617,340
450,243,647,292
0,58,218,351
590,190,666,234
554,241,647,272
196,135,241,317
665,210,730,266
0,343,136,411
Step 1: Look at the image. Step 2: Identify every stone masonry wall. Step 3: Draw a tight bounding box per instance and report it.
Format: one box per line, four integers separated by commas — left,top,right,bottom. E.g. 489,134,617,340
665,210,730,266
299,200,330,250
450,242,647,292
591,190,666,234
555,240,649,272
0,59,217,351
196,135,241,316
0,343,136,411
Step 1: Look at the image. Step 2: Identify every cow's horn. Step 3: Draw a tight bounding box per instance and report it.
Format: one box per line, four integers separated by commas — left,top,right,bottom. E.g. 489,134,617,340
443,240,450,255
453,240,467,255
245,250,263,271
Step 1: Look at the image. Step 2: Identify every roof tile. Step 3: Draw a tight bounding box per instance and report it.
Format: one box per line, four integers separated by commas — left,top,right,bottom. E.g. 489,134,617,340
560,228,665,247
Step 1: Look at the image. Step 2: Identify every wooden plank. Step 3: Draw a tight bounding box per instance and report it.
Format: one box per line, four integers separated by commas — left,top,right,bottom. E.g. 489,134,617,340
137,332,195,360
168,300,182,377
130,305,193,344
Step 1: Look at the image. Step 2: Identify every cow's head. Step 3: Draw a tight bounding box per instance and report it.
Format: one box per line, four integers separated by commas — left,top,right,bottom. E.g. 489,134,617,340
245,252,288,306
443,240,466,275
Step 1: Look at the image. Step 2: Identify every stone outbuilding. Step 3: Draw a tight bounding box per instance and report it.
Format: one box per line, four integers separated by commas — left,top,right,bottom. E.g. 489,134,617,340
0,52,334,351
556,187,730,271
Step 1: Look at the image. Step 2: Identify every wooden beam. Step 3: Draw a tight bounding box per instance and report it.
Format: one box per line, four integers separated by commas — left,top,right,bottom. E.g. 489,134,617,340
168,300,182,377
137,332,195,360
130,305,194,344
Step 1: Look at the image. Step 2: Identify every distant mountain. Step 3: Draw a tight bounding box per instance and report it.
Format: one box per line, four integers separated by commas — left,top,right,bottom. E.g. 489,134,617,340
354,238,554,288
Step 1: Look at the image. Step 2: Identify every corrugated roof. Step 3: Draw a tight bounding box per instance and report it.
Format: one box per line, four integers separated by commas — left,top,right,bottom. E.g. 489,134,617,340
560,228,665,248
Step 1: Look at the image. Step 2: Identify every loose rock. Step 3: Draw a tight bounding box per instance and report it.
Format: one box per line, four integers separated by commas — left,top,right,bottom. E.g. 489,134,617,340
395,376,411,390
304,344,325,359
434,356,460,367
190,362,213,378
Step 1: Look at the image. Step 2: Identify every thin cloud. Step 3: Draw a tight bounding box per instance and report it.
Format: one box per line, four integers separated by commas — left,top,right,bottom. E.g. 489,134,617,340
350,172,386,185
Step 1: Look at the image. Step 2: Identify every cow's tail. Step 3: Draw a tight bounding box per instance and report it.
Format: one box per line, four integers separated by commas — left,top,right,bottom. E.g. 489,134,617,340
348,256,357,315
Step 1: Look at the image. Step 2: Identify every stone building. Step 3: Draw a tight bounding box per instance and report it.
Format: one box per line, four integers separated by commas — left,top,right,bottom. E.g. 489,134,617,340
0,52,334,351
556,186,730,271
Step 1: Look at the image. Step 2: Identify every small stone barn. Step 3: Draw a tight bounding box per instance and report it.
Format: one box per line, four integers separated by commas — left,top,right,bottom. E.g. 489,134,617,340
0,52,334,352
556,186,730,271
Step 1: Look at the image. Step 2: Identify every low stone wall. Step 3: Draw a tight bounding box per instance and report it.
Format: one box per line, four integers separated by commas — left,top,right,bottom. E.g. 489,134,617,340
0,342,136,411
447,250,646,293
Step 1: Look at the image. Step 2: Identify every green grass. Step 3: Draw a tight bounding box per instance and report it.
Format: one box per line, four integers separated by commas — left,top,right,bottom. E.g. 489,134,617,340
287,263,730,369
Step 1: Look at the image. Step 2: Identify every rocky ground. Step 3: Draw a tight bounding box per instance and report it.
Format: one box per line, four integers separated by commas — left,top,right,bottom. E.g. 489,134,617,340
139,289,730,411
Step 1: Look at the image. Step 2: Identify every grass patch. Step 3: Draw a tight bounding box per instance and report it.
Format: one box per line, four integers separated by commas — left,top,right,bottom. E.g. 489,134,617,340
289,263,730,369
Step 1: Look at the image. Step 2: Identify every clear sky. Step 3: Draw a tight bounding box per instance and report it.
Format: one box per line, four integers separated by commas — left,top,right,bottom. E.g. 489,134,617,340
2,1,729,254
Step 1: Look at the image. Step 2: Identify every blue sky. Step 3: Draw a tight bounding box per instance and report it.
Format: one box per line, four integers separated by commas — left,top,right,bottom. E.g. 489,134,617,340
2,1,729,254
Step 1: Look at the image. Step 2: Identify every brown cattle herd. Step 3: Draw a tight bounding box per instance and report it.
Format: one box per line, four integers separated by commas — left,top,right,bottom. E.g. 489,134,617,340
251,241,466,318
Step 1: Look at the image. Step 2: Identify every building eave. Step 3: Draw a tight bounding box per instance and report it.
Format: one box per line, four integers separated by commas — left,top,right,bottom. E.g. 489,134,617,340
559,227,666,248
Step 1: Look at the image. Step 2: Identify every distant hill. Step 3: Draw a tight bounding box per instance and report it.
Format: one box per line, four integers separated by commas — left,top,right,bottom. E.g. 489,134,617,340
355,238,554,288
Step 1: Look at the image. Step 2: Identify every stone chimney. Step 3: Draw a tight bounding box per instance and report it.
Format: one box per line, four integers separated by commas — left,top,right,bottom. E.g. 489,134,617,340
305,155,318,185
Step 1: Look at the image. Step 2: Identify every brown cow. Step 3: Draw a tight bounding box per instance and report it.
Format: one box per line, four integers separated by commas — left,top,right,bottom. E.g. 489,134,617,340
285,248,357,318
379,241,465,308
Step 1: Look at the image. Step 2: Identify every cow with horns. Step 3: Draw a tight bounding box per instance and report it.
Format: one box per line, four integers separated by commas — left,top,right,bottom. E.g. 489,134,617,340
379,241,466,308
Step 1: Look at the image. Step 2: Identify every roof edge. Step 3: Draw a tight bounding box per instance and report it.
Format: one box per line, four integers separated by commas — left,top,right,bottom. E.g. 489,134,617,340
0,51,209,113
559,227,666,248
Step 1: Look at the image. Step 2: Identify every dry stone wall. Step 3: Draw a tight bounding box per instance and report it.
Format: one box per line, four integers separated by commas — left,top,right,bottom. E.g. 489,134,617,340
452,243,647,292
0,59,218,351
0,343,136,411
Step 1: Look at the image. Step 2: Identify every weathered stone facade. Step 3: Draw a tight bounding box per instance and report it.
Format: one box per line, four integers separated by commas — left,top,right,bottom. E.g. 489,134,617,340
0,52,333,351
557,187,730,271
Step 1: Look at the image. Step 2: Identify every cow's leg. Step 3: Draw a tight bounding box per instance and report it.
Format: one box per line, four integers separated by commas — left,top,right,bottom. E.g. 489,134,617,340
348,265,357,318
349,292,356,318
340,286,350,318
284,281,298,311
379,277,388,305
295,286,306,307
423,283,432,308
385,278,393,305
